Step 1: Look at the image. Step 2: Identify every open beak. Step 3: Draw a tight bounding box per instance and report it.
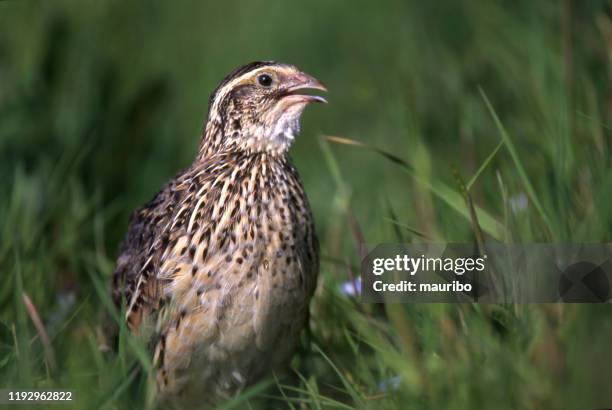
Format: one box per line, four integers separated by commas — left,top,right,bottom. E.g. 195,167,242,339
281,72,328,104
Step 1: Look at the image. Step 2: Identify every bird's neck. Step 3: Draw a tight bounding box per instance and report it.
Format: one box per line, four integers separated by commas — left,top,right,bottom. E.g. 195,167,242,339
195,118,291,161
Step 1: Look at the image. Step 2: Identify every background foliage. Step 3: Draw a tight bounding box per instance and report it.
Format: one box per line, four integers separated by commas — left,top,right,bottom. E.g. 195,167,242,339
1,0,612,409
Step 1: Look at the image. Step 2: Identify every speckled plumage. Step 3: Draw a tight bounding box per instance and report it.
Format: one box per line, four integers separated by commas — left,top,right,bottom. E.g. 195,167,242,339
111,61,324,405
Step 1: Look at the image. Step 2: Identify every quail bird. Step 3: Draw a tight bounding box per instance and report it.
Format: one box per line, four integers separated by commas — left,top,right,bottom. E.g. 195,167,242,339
111,61,325,404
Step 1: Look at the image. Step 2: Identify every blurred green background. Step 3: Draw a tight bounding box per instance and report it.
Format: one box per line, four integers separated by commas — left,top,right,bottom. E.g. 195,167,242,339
1,0,612,409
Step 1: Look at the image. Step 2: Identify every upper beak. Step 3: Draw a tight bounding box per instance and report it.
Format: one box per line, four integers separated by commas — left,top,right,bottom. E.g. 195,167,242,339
282,72,328,104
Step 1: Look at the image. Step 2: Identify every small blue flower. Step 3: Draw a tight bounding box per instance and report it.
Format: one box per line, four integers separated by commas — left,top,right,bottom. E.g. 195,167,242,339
339,277,361,296
378,375,401,392
510,193,528,213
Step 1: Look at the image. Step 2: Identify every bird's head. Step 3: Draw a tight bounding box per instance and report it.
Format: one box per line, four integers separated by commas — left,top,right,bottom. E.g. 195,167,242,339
200,61,327,156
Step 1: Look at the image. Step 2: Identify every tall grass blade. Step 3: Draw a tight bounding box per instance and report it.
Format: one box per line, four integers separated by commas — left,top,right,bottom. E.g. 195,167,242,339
325,135,507,240
479,88,554,238
466,139,505,191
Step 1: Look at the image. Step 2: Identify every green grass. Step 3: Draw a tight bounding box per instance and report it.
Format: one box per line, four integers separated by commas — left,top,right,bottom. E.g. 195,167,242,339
1,0,612,409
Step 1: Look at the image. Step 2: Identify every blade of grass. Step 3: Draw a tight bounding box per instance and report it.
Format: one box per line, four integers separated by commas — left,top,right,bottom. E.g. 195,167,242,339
217,378,275,410
98,364,140,409
383,217,431,241
318,137,350,202
466,139,505,191
312,343,364,406
453,168,504,299
453,168,486,250
479,88,554,238
325,135,506,240
496,170,512,243
273,373,297,410
13,248,32,385
266,386,356,409
385,198,406,242
22,292,56,373
85,265,151,373
347,209,367,260
293,370,322,410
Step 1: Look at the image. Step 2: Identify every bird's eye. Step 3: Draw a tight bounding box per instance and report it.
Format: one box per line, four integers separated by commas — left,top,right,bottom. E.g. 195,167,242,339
257,74,273,87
